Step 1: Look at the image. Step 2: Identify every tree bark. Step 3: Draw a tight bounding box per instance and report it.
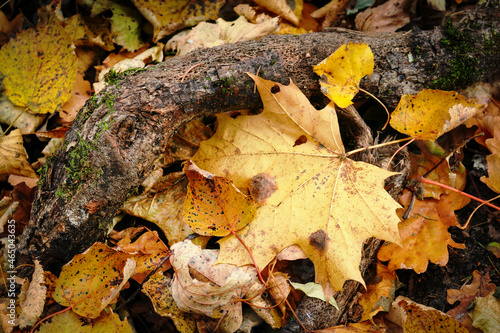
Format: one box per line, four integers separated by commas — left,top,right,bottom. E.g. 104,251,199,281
18,8,499,328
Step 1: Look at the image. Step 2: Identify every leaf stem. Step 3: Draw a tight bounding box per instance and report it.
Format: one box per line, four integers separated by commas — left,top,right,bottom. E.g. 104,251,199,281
346,137,413,157
359,87,390,130
30,306,71,333
231,230,266,285
416,176,500,211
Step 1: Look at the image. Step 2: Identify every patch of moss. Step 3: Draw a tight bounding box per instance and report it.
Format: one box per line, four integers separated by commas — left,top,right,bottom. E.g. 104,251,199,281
219,76,234,95
55,93,117,198
56,133,101,199
104,67,146,87
432,19,499,90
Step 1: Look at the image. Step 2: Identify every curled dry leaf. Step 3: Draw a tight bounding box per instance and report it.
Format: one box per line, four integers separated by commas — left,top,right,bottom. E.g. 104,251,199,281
355,0,410,32
170,240,258,333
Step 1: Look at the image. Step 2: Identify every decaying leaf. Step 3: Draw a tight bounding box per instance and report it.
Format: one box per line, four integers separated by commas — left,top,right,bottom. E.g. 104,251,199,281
18,260,46,328
184,160,256,237
355,0,410,32
357,263,397,321
37,309,132,333
468,290,500,333
170,240,258,333
447,271,496,332
253,0,303,25
0,129,37,178
0,21,77,114
132,0,225,42
313,43,374,108
166,16,279,56
387,296,468,332
390,89,484,140
192,74,401,298
142,272,196,333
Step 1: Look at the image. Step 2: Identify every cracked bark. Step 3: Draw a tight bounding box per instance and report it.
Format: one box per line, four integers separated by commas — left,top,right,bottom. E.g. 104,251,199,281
18,8,499,330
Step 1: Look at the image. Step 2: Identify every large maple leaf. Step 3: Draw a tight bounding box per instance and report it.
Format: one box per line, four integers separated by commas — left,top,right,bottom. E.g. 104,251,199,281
191,74,401,297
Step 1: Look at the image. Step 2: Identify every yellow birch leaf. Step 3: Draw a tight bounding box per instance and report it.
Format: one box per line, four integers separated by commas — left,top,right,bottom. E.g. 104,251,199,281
0,129,37,178
192,75,401,298
184,160,256,237
313,43,374,108
132,0,225,43
390,90,483,140
53,243,136,318
0,22,77,114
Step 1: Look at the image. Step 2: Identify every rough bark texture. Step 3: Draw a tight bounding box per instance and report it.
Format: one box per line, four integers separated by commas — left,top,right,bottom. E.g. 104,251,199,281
18,8,499,329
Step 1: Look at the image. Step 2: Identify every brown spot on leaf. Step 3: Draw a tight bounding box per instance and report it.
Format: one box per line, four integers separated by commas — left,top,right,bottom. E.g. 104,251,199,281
249,173,278,204
294,135,307,147
271,85,280,93
309,229,329,251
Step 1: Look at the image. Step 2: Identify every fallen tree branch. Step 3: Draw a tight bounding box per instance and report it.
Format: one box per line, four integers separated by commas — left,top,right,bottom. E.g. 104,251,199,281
18,8,499,329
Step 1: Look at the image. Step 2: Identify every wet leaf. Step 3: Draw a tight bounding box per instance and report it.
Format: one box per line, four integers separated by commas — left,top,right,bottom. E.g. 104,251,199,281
377,143,470,273
387,296,468,333
357,263,397,321
469,290,500,333
18,261,46,328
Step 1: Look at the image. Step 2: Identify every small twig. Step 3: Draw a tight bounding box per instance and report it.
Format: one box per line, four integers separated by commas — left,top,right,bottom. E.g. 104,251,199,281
358,87,390,130
461,194,500,229
402,191,416,219
417,176,500,211
346,137,412,157
181,63,204,82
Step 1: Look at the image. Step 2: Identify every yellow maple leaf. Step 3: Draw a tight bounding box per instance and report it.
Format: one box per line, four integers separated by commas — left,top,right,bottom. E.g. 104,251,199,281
192,74,401,298
390,89,483,141
0,22,77,114
313,43,374,108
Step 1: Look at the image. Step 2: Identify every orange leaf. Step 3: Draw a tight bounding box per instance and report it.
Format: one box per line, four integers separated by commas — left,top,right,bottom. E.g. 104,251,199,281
357,263,397,321
377,143,470,273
